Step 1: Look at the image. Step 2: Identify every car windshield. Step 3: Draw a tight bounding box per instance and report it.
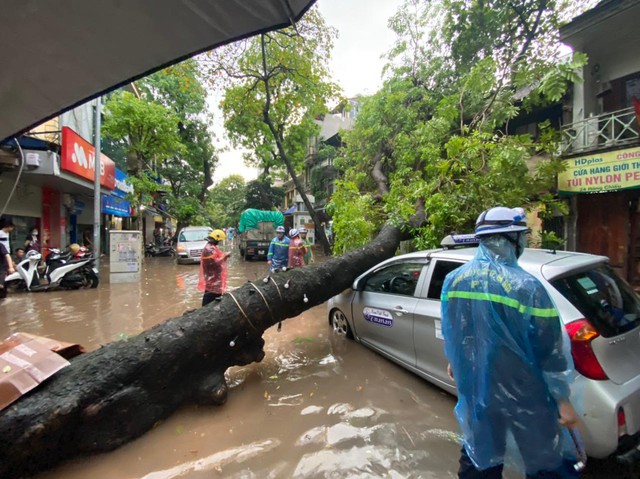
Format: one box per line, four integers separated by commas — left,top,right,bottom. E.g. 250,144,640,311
552,265,640,337
179,230,210,242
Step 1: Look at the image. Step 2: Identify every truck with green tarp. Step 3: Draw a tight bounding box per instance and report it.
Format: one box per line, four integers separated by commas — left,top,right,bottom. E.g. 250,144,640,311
237,209,285,260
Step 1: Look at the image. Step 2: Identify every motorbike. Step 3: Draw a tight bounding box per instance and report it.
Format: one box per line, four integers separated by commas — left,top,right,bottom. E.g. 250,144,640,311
5,250,41,290
145,242,175,257
5,248,99,291
42,248,99,290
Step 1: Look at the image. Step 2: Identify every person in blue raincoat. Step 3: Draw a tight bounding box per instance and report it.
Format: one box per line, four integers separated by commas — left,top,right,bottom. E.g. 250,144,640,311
441,206,580,479
267,225,290,272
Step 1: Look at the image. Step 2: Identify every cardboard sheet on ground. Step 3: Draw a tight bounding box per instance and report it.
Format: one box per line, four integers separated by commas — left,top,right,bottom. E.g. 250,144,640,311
0,333,85,411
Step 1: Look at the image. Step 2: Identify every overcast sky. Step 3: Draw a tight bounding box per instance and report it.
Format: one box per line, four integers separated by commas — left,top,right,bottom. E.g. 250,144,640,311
210,0,403,183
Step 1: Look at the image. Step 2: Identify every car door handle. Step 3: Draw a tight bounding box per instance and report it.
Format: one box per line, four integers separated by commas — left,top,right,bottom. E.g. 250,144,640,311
394,306,410,315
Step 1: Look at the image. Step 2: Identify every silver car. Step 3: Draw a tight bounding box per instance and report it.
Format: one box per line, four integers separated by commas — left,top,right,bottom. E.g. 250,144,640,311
328,235,640,462
176,226,212,264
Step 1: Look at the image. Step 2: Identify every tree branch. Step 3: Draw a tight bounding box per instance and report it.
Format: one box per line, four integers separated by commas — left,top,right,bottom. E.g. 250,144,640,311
371,151,390,197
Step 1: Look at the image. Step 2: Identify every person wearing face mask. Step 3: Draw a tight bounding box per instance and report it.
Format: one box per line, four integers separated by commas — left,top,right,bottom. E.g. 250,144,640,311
441,207,580,479
24,227,40,253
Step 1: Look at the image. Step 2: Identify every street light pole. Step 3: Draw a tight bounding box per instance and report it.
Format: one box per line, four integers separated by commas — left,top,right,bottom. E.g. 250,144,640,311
93,97,102,271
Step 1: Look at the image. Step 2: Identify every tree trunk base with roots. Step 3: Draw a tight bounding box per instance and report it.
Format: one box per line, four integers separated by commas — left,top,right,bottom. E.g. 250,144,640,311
0,223,405,478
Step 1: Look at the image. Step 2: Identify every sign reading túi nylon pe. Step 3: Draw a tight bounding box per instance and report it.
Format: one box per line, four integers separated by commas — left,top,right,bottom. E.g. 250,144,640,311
558,146,640,194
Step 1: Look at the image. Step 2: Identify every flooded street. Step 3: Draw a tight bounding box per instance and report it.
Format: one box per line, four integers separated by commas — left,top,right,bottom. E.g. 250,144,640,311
0,250,636,478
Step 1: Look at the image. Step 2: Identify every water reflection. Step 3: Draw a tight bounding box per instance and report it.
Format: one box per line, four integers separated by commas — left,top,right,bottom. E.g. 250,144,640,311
2,253,629,478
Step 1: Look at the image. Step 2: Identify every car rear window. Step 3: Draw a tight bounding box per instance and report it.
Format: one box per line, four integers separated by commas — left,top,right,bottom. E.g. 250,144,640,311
179,230,210,242
551,265,640,337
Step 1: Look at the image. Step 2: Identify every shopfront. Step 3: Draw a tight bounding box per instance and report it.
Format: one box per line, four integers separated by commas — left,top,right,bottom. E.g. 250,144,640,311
559,145,640,282
59,126,115,252
101,168,133,252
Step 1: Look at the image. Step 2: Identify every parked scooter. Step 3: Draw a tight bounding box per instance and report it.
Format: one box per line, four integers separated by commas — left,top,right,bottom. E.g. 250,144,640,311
4,250,41,290
145,242,175,257
41,248,99,290
5,248,99,291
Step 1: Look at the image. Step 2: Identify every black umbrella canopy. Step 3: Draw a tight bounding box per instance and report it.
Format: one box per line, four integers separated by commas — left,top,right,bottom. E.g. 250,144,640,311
0,0,316,142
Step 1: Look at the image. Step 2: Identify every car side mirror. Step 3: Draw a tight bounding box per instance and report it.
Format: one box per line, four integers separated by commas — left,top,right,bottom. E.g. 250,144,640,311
352,278,364,291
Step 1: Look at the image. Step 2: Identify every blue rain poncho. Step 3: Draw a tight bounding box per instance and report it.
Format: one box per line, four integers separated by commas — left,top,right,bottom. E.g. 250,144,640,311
267,235,290,270
441,235,576,475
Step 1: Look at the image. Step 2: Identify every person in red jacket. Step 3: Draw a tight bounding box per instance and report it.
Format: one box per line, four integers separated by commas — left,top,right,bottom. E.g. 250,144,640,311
287,228,307,268
198,229,231,306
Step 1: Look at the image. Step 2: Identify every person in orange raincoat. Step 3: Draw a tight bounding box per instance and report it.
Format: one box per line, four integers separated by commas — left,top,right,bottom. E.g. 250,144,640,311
287,228,307,269
198,229,231,306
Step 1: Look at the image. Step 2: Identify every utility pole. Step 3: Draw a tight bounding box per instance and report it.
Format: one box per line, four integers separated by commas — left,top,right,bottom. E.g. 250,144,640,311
93,97,102,270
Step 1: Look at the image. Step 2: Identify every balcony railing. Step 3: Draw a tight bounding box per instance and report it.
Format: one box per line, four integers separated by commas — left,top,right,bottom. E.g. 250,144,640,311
561,107,639,156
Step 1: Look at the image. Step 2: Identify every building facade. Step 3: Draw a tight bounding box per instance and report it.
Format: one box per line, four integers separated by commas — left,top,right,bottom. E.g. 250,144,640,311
559,0,640,282
0,100,134,254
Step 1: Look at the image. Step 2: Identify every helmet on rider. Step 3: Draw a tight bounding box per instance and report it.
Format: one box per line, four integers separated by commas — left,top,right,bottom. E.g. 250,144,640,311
475,206,529,257
276,226,286,234
289,228,299,238
299,227,307,234
207,229,226,242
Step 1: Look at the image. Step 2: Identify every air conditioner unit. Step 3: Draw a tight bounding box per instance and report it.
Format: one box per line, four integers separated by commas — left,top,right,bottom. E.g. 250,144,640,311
0,148,44,171
0,149,19,170
23,151,42,169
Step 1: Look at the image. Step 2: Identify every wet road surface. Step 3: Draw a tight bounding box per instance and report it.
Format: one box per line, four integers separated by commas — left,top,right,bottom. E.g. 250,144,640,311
0,248,637,478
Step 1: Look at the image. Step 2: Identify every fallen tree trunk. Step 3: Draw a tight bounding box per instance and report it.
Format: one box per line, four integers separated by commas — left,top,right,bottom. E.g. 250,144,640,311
0,223,404,478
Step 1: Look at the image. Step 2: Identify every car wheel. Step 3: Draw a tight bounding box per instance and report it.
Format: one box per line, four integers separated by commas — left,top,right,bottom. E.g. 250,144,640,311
330,309,353,339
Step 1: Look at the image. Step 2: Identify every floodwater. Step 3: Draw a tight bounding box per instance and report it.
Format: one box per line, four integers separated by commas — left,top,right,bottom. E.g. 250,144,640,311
0,247,636,478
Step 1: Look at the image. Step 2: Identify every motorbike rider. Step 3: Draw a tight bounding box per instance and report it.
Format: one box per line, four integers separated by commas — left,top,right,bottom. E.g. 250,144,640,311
198,229,231,306
287,228,307,268
267,226,290,272
441,206,579,478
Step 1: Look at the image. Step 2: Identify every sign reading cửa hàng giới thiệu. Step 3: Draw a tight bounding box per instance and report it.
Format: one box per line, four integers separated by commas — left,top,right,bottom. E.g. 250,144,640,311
558,146,640,194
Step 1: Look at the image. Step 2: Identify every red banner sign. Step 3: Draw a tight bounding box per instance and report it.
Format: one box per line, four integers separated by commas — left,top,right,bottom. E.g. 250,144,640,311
61,127,115,189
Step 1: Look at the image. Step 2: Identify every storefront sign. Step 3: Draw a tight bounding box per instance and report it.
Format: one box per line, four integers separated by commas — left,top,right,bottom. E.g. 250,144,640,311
113,168,134,199
61,127,115,189
558,146,640,194
101,195,131,217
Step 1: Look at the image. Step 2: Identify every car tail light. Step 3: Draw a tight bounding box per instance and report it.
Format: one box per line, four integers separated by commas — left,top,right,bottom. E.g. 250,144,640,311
618,408,627,436
565,319,608,381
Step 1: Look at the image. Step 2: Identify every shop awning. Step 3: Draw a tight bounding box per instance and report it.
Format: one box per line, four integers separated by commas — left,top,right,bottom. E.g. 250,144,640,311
0,0,316,143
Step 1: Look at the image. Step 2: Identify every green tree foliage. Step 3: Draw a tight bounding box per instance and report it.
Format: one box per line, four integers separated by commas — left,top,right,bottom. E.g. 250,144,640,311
102,91,184,170
244,179,285,211
207,175,247,227
329,0,589,253
103,60,218,230
204,7,340,253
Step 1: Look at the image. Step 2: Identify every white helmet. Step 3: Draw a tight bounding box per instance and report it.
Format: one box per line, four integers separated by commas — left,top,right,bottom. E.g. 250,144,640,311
299,227,307,233
276,226,285,233
289,228,300,238
475,207,528,237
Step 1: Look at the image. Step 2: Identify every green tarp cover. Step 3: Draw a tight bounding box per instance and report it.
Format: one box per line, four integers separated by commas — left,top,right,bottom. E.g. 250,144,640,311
238,209,284,232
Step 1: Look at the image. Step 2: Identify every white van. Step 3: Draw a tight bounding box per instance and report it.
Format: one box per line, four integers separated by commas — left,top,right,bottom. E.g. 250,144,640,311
175,226,212,264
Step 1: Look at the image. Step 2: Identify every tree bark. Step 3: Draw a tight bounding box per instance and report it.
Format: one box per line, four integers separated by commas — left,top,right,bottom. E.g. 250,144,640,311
371,151,390,198
0,223,404,479
259,34,333,257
